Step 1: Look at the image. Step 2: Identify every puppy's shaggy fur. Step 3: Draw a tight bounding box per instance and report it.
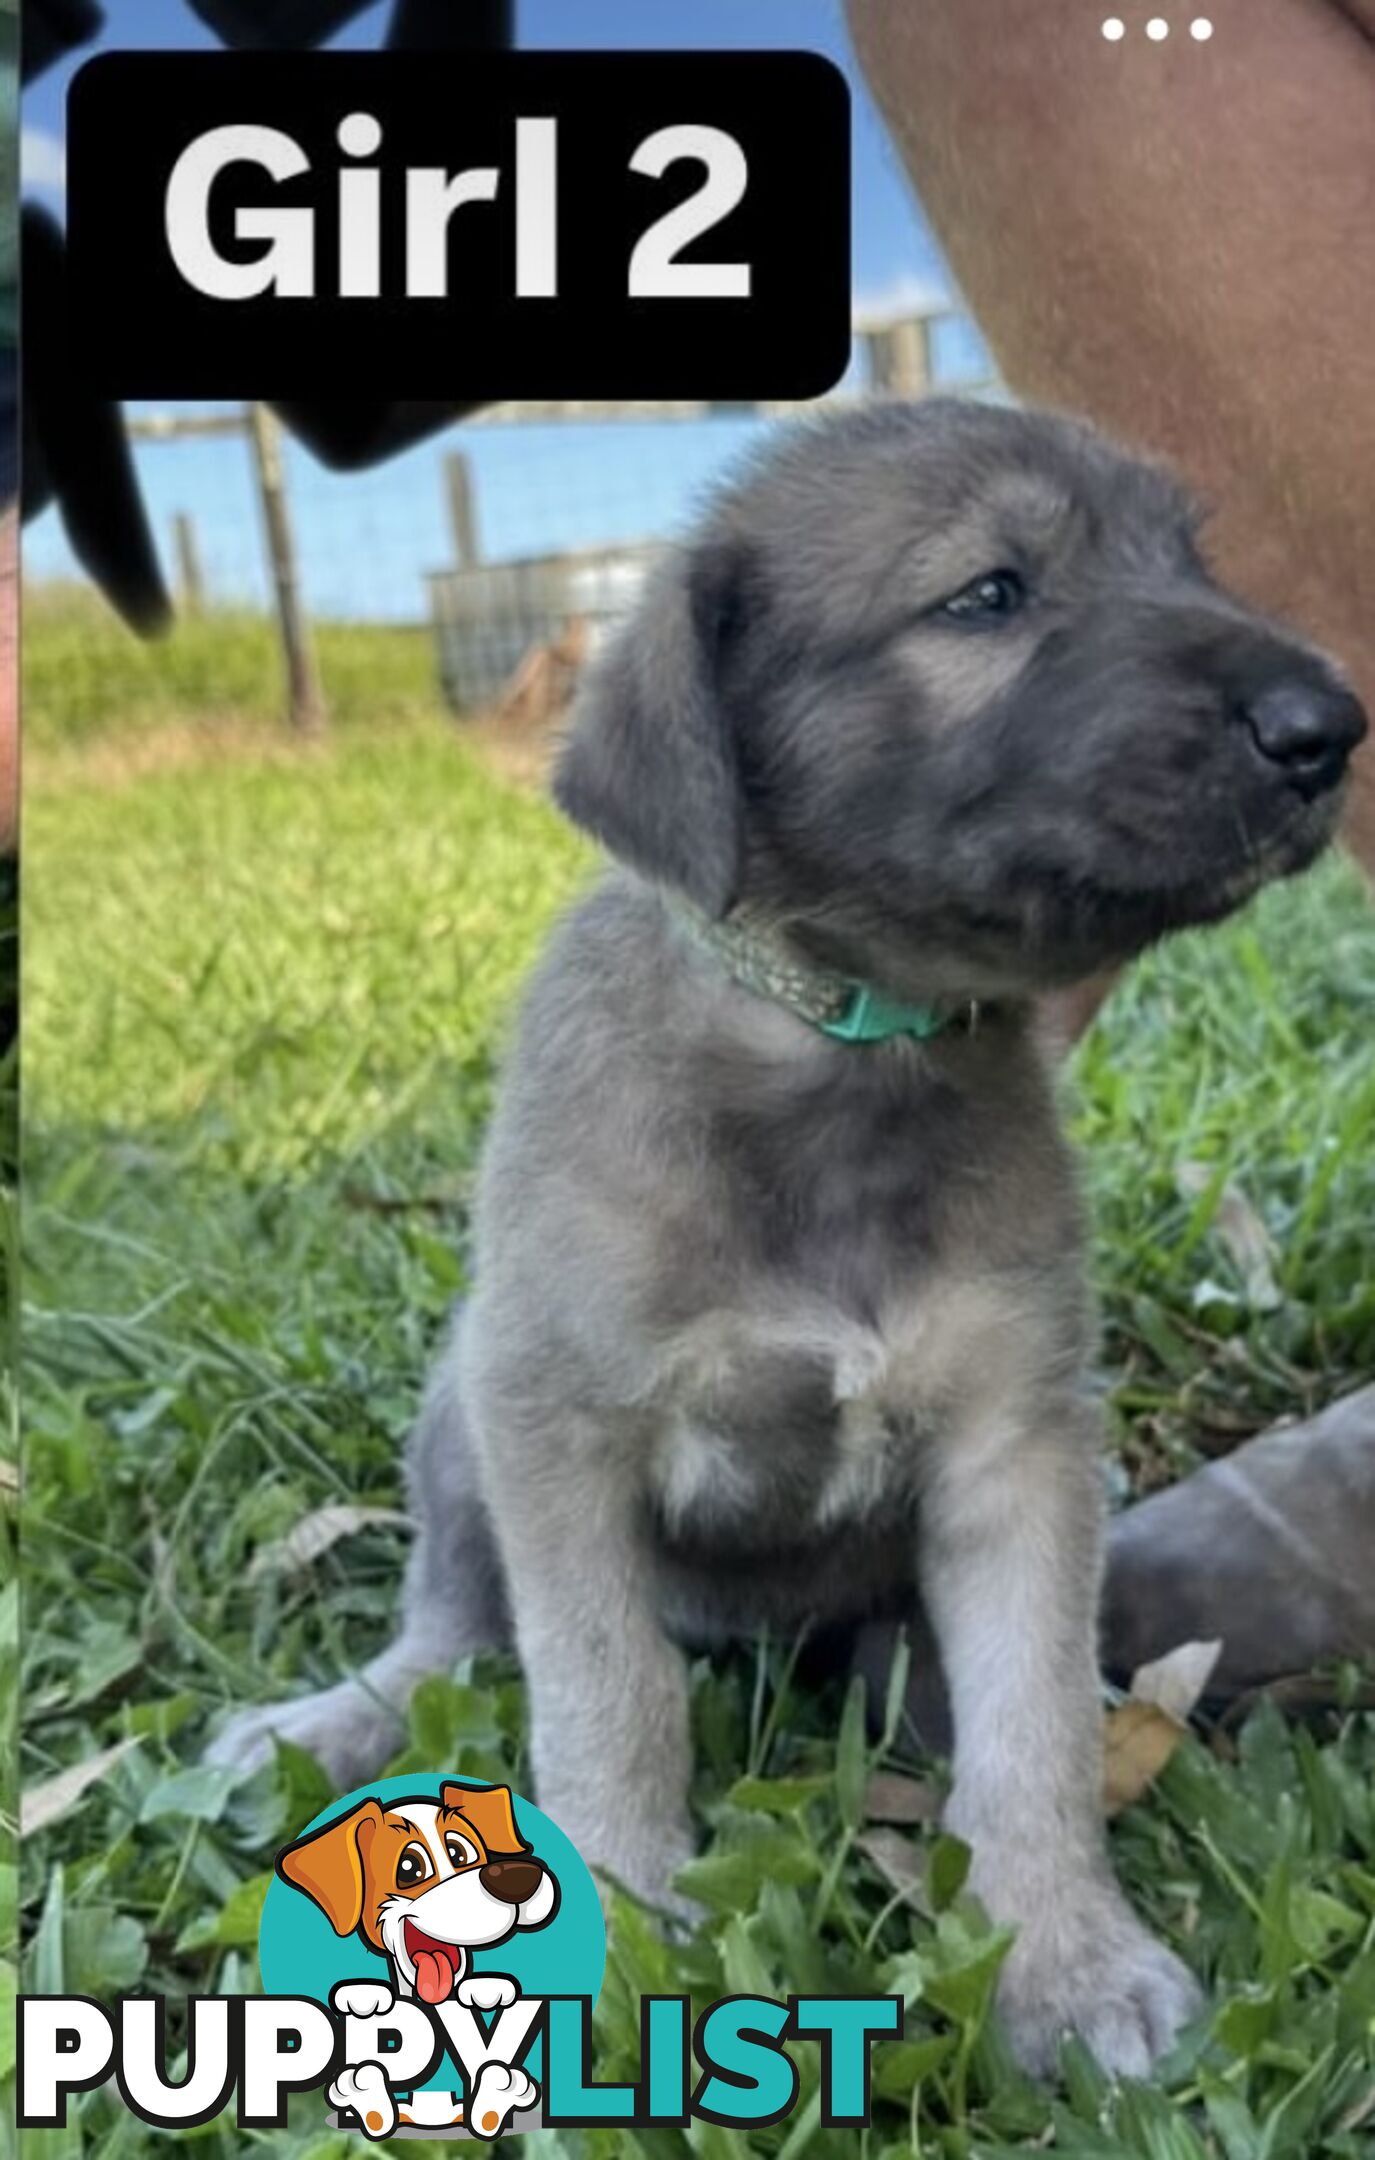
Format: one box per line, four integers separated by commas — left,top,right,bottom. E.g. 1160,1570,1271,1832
217,403,1364,2076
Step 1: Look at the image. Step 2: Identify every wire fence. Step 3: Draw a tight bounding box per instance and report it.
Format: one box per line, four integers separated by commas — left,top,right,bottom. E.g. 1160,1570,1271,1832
24,309,997,739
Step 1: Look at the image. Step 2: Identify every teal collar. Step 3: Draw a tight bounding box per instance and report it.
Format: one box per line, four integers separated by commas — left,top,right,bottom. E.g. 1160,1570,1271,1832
676,906,981,1046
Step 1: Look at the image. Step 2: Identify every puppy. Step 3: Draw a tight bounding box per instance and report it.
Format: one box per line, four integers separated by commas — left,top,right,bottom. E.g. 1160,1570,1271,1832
279,1780,554,2134
220,403,1365,2077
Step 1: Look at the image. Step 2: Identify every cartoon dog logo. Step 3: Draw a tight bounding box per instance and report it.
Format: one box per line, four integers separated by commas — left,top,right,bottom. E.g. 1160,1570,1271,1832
277,1781,558,2138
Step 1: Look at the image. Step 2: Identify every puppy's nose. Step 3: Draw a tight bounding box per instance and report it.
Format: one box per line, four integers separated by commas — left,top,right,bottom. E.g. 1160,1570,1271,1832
1243,681,1367,799
479,1859,544,1905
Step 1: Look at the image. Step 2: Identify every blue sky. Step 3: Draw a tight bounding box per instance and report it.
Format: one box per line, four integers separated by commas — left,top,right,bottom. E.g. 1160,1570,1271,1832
23,1,990,621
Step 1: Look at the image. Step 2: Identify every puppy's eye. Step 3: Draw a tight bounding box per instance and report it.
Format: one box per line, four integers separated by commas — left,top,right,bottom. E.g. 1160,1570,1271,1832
396,1843,432,1888
445,1832,477,1868
940,569,1027,622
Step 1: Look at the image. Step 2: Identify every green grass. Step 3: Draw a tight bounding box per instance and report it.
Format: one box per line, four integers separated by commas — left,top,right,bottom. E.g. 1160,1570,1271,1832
19,664,1375,2157
22,585,440,749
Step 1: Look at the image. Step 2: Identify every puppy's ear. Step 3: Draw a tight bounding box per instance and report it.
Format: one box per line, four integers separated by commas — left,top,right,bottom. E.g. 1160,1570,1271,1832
444,1781,528,1859
554,538,749,917
276,1798,383,1935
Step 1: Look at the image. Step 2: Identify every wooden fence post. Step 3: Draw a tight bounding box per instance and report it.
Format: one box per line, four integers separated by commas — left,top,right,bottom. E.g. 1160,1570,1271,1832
863,314,934,399
172,511,204,615
444,450,481,569
247,402,327,735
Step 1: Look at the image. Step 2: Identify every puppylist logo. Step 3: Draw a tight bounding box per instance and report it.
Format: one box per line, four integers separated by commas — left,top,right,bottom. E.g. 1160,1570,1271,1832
263,1776,584,2137
20,1773,903,2140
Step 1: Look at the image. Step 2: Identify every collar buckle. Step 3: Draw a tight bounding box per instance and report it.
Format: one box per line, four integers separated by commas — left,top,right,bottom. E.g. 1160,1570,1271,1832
820,984,953,1045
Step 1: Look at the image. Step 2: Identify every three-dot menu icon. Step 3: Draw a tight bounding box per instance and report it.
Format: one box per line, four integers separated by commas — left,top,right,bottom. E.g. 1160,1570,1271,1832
1102,16,1214,37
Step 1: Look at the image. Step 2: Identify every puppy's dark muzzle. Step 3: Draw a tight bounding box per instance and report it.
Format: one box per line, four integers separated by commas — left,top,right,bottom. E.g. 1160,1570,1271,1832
1240,679,1367,802
479,1857,544,1905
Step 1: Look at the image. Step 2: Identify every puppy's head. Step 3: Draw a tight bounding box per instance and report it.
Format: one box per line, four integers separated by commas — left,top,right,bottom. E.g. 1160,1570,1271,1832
556,401,1365,997
277,1782,558,2004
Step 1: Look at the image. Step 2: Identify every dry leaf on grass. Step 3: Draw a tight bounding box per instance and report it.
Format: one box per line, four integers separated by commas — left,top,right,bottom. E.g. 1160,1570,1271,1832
1130,1638,1223,1722
1336,2084,1375,2137
864,1770,941,1826
857,1826,925,1904
248,1502,411,1579
1103,1638,1222,1817
1103,1702,1188,1817
22,1739,140,1836
1176,1163,1282,1311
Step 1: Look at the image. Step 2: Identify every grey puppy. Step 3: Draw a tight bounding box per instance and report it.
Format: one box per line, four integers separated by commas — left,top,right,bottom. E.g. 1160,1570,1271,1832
215,402,1365,2077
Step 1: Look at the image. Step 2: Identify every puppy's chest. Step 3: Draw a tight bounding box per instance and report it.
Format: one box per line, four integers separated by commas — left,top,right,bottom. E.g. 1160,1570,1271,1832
650,1274,1036,1542
643,1034,1079,1545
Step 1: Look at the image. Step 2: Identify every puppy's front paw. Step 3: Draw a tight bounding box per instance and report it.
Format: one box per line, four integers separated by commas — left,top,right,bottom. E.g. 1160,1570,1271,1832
998,1890,1202,2081
329,2060,396,2140
206,1681,405,1789
467,2060,538,2139
331,1980,394,2020
576,1822,699,1928
456,1972,518,2012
